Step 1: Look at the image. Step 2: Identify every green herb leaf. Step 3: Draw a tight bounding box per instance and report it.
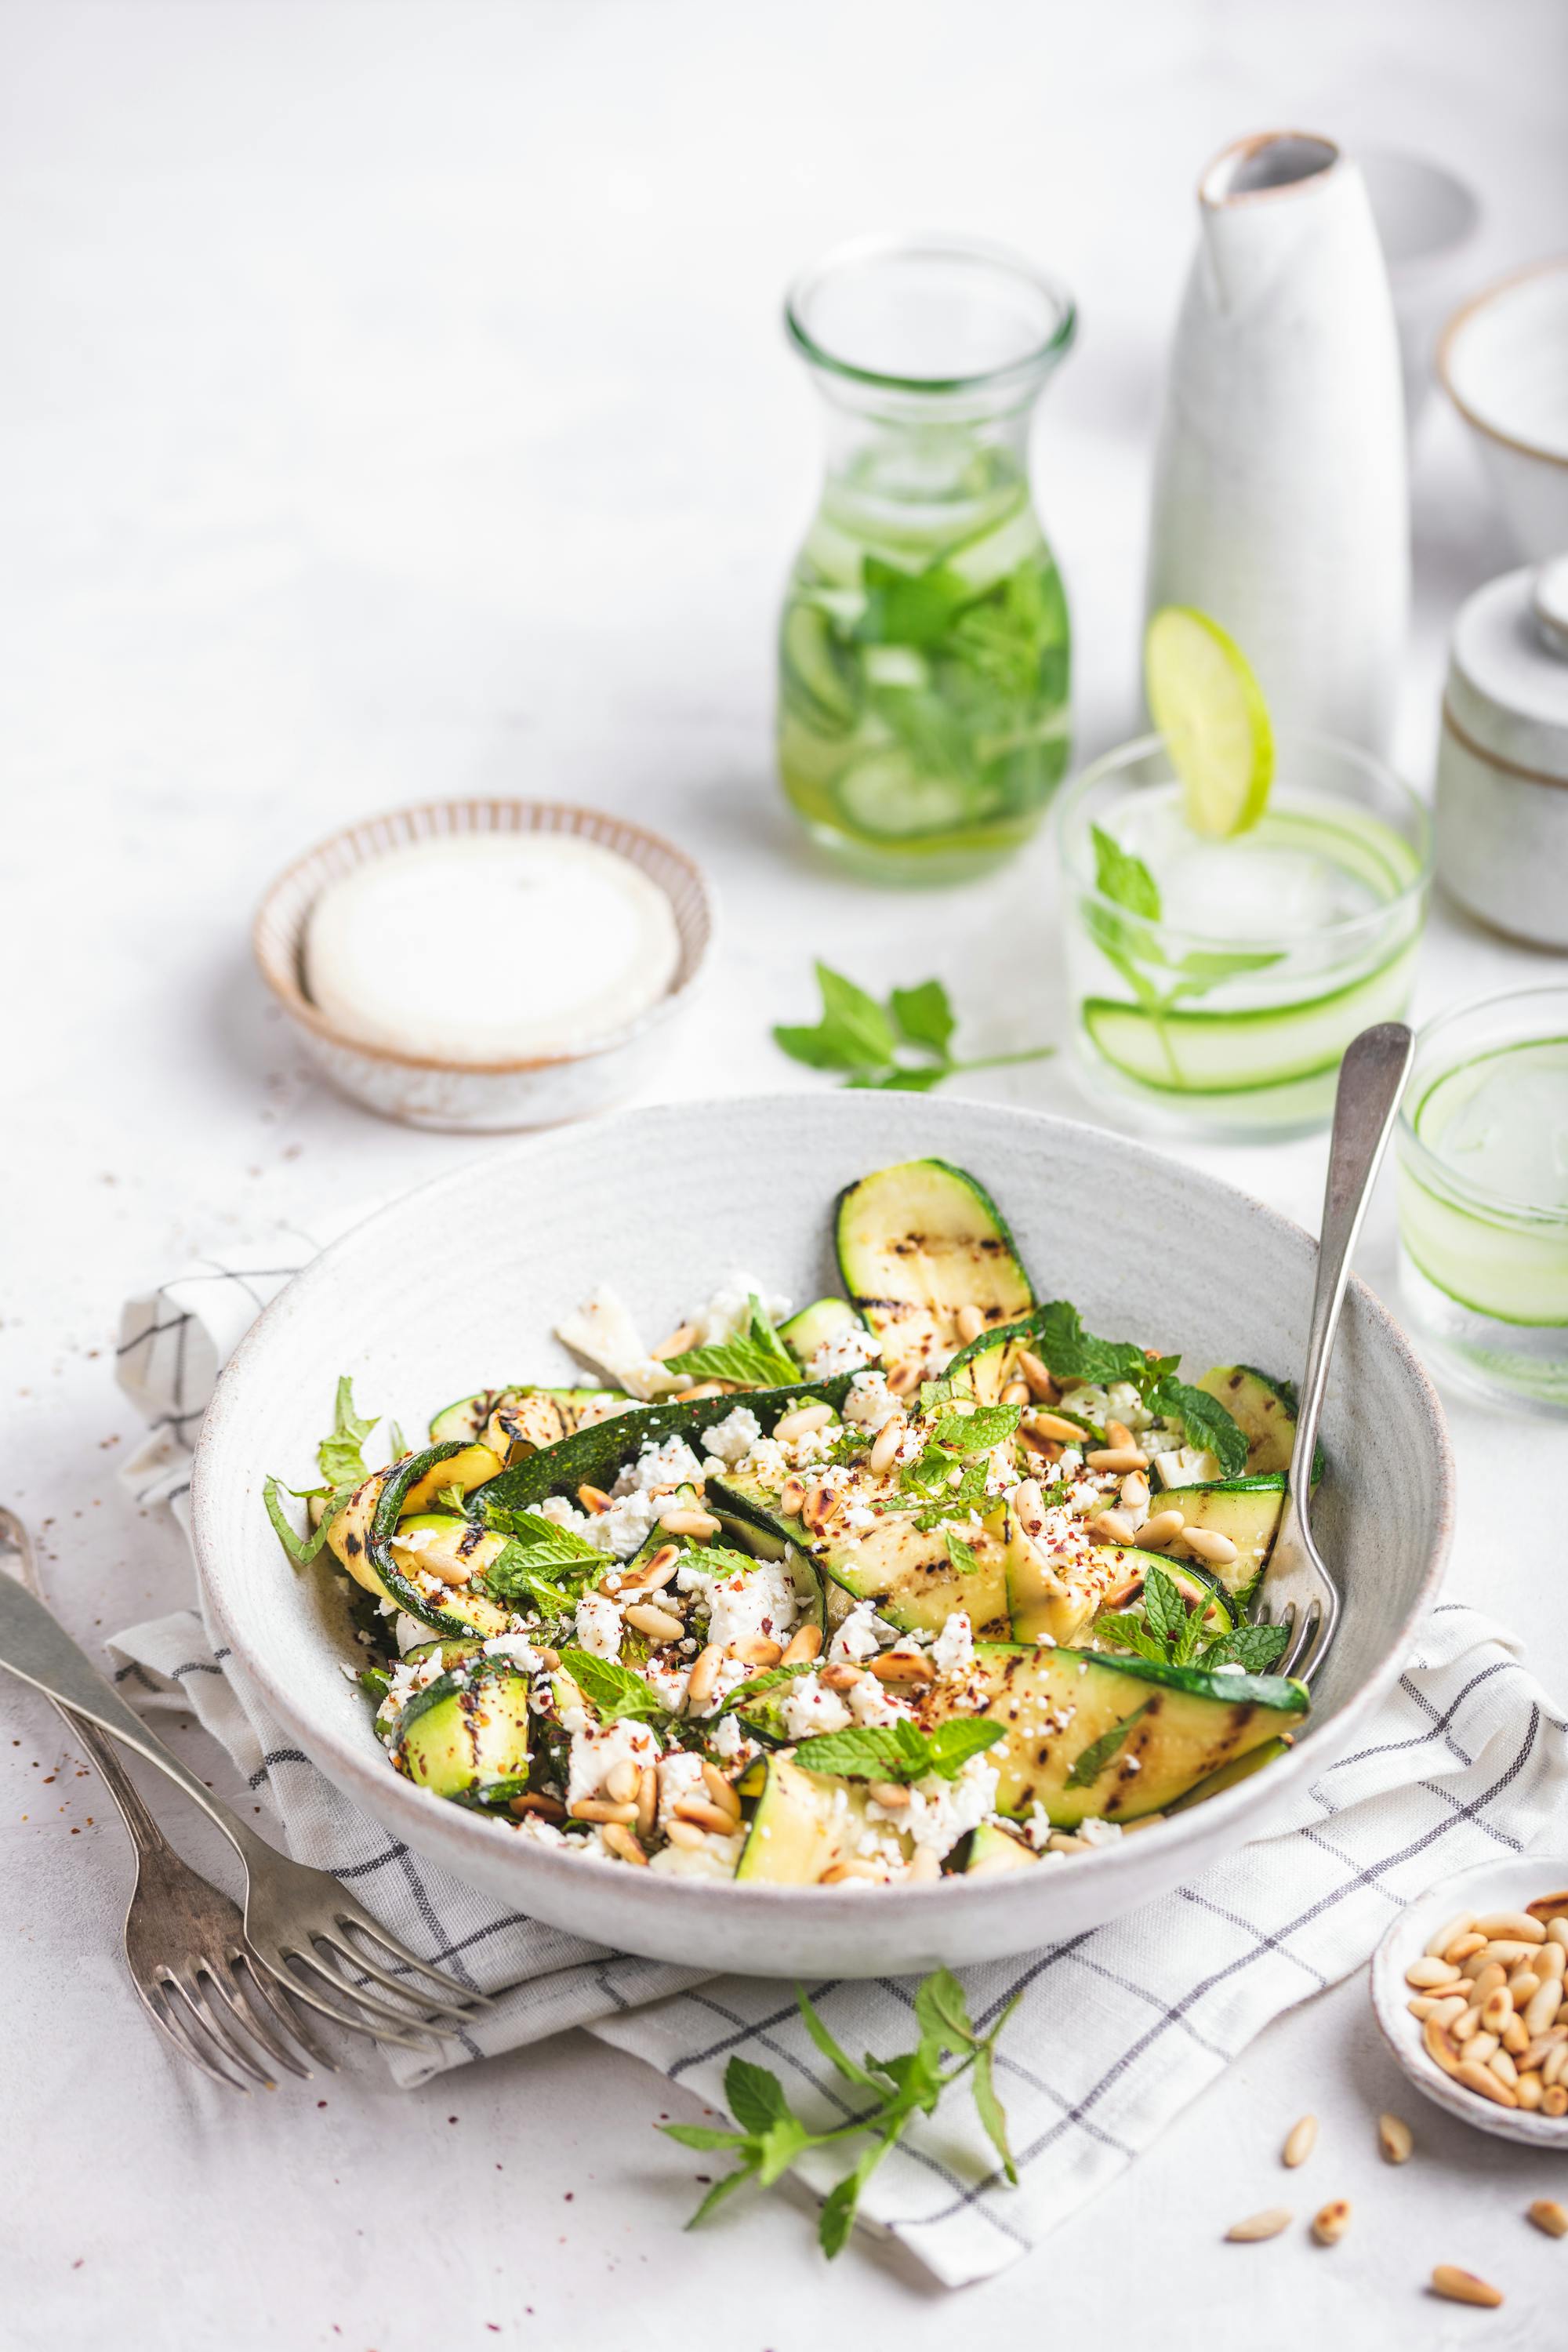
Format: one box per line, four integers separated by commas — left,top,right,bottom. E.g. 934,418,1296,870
1091,823,1162,921
665,1296,800,1389
725,2055,788,2136
918,1376,955,1415
945,1529,980,1577
262,1476,336,1567
1031,1301,1149,1392
719,1657,819,1722
481,1505,604,1563
971,2022,1020,2184
1063,1700,1152,1788
795,1984,878,2091
318,1376,377,1492
889,978,956,1057
1138,1563,1188,1650
554,1647,670,1725
1145,1377,1248,1479
790,1717,1002,1785
818,2138,893,2259
855,555,975,650
1200,1621,1291,1673
662,2122,749,2151
685,2163,760,2228
1091,1610,1171,1665
933,1401,1022,1455
773,961,1052,1095
434,1484,467,1515
1171,1592,1212,1666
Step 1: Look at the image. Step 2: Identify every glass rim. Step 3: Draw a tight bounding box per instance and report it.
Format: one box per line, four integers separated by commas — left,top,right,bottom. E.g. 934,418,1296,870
1398,982,1568,1225
1054,728,1434,953
784,231,1076,397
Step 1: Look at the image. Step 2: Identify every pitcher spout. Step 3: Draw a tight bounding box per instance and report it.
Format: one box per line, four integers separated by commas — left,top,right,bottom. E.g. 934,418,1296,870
1197,130,1348,312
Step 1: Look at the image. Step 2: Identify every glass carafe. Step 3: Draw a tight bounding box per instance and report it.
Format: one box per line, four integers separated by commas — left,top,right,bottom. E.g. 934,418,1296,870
779,234,1076,882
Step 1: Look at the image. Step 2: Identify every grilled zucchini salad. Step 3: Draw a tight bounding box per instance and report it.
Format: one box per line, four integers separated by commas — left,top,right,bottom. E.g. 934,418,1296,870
266,1160,1311,1887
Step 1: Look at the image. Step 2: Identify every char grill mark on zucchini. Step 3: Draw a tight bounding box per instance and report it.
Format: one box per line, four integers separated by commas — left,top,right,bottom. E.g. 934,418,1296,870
360,1444,513,1639
835,1159,1034,1376
394,1655,532,1805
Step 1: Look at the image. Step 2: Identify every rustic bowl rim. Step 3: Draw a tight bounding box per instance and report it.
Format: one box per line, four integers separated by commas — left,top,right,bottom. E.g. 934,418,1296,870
252,797,714,1076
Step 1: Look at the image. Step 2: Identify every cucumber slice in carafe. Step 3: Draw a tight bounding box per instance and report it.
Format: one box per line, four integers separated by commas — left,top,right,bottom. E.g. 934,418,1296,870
836,752,974,839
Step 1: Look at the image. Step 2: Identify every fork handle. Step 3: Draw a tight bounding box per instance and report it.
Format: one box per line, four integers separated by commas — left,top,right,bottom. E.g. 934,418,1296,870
1289,1020,1415,1518
0,1570,261,1865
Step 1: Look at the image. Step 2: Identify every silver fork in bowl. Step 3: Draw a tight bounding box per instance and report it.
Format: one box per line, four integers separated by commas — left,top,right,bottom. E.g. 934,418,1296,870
1255,1021,1415,1686
0,1537,489,2055
1,1507,323,2089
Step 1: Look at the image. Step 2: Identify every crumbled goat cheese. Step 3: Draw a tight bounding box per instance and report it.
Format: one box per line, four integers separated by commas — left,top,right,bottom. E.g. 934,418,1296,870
708,1714,758,1763
887,1758,1000,1859
702,1406,762,1466
844,1505,877,1530
614,1434,707,1497
481,1635,544,1672
377,1648,450,1722
931,1612,975,1678
555,1283,682,1400
567,1717,659,1806
643,1655,692,1713
538,1495,591,1531
805,1324,883,1379
693,1274,793,1345
394,1612,434,1655
734,1435,789,1483
829,1600,895,1664
780,1674,854,1740
845,1671,907,1727
842,1371,902,1432
655,1750,709,1826
1076,1816,1124,1846
581,1490,659,1558
705,1559,798,1653
573,1592,622,1658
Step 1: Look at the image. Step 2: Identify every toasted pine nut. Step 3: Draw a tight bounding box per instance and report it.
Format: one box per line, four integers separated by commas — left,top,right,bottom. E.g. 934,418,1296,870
781,1624,822,1665
571,1798,639,1824
636,1765,657,1841
653,1323,699,1359
1472,1962,1507,2002
1120,1472,1150,1513
1548,1916,1568,1948
1377,2113,1413,2164
1089,1510,1137,1545
1452,2006,1483,2043
624,1602,686,1642
867,1780,911,1809
1502,2016,1531,2056
700,1763,741,1820
1031,1410,1090,1443
821,1857,884,1882
1456,2058,1518,2107
417,1551,477,1586
578,1483,613,1513
1407,1996,1439,2020
1432,2267,1503,2308
886,1360,924,1396
510,1792,566,1821
1012,1477,1045,1530
955,1304,986,1344
1425,2020,1464,2078
779,1475,808,1517
1537,1940,1566,1981
1546,2045,1568,2089
1046,1832,1090,1853
819,1662,862,1690
1477,1910,1547,1943
1282,2114,1317,2168
624,1544,681,1594
1481,1987,1514,2032
800,1481,836,1530
909,1845,942,1882
1016,1348,1058,1401
1443,1930,1487,1964
1001,1380,1031,1406
686,1644,722,1707
1225,2209,1292,2243
1085,1446,1149,1473
869,1417,905,1475
659,1505,720,1537
1428,1909,1476,1958
728,1637,783,1668
1529,2198,1568,2238
663,1817,706,1849
1426,1994,1468,2030
1489,2049,1519,2087
1467,2031,1501,2064
1516,2070,1545,2110
1136,1509,1185,1550
1312,2200,1350,2246
1476,1940,1537,1967
673,1798,741,1836
1018,1425,1063,1461
1508,1966,1541,2001
1406,1956,1462,1989
1526,1980,1563,2037
1522,2027,1567,2069
1545,2084,1568,2116
1102,1417,1133,1450
775,1403,833,1444
601,1823,648,1866
673,1381,728,1402
870,1653,935,1685
604,1758,641,1805
1178,1526,1240,1566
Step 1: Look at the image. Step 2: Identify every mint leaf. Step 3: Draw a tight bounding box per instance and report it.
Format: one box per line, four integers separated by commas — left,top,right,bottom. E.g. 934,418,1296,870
1138,1562,1187,1650
1092,1610,1170,1665
685,2163,760,2228
1031,1301,1149,1391
719,1657,818,1722
971,2026,1020,2184
1064,1700,1152,1789
1171,1592,1212,1666
263,1476,338,1568
918,1376,955,1415
818,2147,882,2259
725,2055,788,2136
924,1719,1007,1779
554,1646,669,1724
1092,824,1162,921
1200,1621,1290,1673
795,1984,878,2091
791,1718,1001,1784
856,556,975,649
890,978,956,1057
481,1505,604,1562
945,1528,980,1577
1145,1377,1248,1479
815,964,899,1066
318,1376,377,1491
662,2122,749,2151
665,1297,800,1389
933,1401,1021,1454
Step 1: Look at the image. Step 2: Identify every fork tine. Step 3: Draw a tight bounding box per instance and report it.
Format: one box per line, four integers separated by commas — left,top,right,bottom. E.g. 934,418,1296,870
205,1959,314,2082
252,1949,449,2053
1279,1598,1321,1682
154,1973,258,2091
303,1937,470,2038
136,1980,252,2092
235,1953,339,2074
334,1908,492,2007
329,1924,481,2023
184,1969,278,2088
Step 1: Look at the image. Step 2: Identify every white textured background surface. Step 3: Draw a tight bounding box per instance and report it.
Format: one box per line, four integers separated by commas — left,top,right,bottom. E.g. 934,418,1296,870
2,3,1566,2345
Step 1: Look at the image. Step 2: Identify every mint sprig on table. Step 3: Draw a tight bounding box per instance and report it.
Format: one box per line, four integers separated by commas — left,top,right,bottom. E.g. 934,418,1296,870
263,1375,380,1567
1086,825,1283,1043
775,964,1053,1094
1096,1560,1290,1677
663,1296,799,1387
662,1972,1021,2255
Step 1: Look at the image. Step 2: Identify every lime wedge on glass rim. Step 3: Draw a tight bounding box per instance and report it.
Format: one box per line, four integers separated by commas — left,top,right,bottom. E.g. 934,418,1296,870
1145,606,1274,840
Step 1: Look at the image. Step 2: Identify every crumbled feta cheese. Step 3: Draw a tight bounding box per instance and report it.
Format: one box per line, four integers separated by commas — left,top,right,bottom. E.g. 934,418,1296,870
556,1283,682,1400
567,1717,659,1806
780,1674,853,1740
842,1371,902,1432
733,1434,789,1483
805,1324,883,1379
707,1714,758,1763
581,1490,659,1559
655,1749,708,1823
844,1505,877,1530
377,1646,451,1722
931,1612,975,1679
704,1559,799,1653
574,1592,622,1658
394,1612,434,1655
1076,1815,1124,1846
829,1600,895,1664
693,1274,793,1345
614,1434,707,1497
702,1406,762,1466
845,1671,906,1727
481,1635,544,1672
537,1495,592,1531
895,1758,1000,1858
643,1653,691,1713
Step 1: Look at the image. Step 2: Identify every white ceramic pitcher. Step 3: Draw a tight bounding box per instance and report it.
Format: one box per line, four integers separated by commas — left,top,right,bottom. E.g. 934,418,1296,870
1146,132,1409,755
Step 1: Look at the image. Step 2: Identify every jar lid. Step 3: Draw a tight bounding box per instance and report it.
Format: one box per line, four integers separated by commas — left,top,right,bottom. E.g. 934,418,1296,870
1447,563,1568,783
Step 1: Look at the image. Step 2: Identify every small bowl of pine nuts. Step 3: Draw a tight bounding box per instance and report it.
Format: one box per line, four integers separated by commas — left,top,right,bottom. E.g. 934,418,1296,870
1370,1858,1568,2147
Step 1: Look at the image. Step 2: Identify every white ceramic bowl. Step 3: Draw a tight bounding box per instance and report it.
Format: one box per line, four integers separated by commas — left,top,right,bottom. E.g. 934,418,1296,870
190,1094,1454,1976
1439,260,1568,561
1370,1857,1568,2148
253,800,713,1131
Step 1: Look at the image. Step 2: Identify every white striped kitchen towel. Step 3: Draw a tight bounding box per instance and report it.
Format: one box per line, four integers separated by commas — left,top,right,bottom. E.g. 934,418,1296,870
107,1235,1568,2287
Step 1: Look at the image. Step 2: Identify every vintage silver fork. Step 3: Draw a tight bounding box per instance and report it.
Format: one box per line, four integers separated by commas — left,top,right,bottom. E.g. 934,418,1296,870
0,1541,488,2060
1255,1021,1414,1686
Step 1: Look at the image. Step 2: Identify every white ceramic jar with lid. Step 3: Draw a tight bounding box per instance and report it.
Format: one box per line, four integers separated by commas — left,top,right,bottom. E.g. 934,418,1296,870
1436,558,1568,948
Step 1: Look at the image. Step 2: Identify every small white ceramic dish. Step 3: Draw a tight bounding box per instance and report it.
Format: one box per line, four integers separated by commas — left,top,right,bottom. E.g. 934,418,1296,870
1370,1857,1568,2148
190,1094,1454,1977
253,800,713,1131
1359,148,1481,431
1439,259,1568,561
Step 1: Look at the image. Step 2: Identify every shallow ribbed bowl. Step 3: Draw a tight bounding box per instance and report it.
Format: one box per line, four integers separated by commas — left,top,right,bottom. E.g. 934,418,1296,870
1439,259,1568,562
191,1094,1454,1978
253,800,713,1131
